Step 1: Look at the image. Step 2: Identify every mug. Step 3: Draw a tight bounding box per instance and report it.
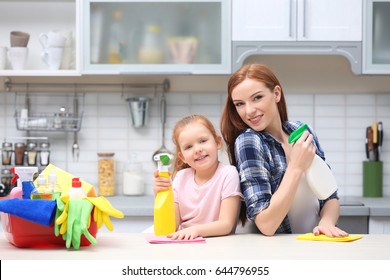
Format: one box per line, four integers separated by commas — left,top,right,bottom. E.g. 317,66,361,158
39,31,66,49
41,47,64,70
0,46,7,70
7,47,28,70
10,31,30,47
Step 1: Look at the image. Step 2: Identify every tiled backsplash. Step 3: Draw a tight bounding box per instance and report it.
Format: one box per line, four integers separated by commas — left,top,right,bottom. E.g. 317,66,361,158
0,91,389,197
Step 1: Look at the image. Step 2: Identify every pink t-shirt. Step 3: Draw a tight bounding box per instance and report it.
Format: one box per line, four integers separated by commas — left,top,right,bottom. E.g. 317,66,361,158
172,162,242,229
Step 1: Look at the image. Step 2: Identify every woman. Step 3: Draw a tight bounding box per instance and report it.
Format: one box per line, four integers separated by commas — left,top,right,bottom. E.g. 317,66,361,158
220,64,348,237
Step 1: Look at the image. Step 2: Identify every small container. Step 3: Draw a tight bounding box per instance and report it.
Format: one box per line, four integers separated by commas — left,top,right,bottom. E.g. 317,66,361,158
14,142,26,166
97,153,115,196
1,168,13,196
39,142,50,166
123,153,145,195
26,142,38,166
2,142,13,166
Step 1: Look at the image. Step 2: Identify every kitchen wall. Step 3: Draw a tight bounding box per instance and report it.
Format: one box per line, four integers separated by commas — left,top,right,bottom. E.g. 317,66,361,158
0,55,389,197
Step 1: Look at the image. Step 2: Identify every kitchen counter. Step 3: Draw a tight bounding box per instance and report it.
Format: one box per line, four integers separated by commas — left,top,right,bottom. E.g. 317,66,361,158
1,233,389,260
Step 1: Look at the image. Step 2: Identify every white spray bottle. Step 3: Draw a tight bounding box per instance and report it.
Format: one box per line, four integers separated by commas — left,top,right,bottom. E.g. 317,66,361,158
288,124,338,200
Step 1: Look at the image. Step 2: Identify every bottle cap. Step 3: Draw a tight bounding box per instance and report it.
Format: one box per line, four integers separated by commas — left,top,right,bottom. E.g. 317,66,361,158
72,178,81,188
288,123,308,144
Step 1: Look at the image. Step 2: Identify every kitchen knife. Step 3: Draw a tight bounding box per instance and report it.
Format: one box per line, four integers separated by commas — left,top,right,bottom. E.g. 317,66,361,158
367,126,375,161
378,121,383,153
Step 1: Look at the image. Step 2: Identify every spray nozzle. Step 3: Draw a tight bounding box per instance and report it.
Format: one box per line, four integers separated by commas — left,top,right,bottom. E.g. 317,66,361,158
288,123,308,144
153,153,173,172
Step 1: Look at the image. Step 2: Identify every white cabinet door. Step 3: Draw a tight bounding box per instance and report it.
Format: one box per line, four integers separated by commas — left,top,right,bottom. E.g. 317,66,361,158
233,0,362,41
232,0,294,41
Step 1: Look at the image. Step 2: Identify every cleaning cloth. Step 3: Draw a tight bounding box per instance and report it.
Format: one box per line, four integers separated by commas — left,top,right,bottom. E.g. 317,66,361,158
296,233,363,242
0,198,56,226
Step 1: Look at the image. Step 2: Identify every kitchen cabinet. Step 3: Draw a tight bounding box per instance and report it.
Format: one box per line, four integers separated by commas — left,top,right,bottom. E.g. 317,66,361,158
81,0,231,74
0,0,80,76
232,0,362,42
231,0,363,74
363,0,390,74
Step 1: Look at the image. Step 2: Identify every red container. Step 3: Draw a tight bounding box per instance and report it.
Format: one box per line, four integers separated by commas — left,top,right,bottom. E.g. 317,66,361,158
1,209,98,249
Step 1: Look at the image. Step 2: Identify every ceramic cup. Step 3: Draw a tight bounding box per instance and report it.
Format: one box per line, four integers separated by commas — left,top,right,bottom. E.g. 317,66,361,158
0,46,7,70
39,31,66,49
41,47,64,70
7,47,28,70
10,31,30,47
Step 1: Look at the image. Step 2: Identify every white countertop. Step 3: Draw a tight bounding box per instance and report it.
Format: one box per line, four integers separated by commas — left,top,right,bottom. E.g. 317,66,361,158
1,233,389,260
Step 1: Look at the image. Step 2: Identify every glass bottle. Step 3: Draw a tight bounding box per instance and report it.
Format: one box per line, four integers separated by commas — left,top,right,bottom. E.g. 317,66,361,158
14,142,26,166
107,10,127,64
39,142,50,166
2,142,13,166
123,153,144,196
138,24,164,64
26,142,38,166
97,153,115,196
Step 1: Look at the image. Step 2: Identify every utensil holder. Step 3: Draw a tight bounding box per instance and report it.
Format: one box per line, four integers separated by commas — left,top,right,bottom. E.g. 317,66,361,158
127,97,150,128
363,161,383,197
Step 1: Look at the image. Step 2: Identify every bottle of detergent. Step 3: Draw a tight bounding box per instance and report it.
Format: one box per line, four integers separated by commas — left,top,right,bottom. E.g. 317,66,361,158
9,166,38,199
68,178,86,199
153,153,176,236
288,123,338,200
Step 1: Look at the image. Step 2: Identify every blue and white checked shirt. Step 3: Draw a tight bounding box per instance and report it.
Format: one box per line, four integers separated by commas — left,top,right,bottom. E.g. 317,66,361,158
234,120,338,234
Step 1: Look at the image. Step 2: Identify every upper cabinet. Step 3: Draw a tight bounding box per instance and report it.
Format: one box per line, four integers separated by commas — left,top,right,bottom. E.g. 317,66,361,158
232,0,363,74
81,0,231,75
232,0,362,41
0,0,79,76
363,0,390,74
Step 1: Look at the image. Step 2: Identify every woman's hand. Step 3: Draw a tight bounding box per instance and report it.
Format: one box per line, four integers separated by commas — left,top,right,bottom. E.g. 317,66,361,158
152,169,171,196
287,130,316,173
313,221,349,238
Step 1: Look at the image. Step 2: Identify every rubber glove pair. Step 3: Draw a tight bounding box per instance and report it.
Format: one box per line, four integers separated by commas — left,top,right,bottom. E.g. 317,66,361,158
55,195,97,249
86,196,124,231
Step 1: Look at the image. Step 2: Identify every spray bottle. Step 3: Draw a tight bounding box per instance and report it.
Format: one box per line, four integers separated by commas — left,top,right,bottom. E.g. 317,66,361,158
153,153,176,236
9,166,38,199
288,123,338,199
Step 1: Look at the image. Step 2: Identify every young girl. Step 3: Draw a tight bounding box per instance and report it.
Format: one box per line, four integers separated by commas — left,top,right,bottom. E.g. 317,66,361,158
153,114,242,240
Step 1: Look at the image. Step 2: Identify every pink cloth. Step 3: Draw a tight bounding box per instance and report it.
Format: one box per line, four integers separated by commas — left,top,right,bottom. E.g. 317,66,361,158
173,162,242,229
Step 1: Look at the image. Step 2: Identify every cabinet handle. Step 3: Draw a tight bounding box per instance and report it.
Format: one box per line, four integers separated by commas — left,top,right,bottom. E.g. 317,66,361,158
289,0,293,38
302,0,307,38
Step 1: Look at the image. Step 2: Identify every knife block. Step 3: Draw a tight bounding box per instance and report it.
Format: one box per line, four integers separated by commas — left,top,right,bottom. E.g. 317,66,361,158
363,161,383,197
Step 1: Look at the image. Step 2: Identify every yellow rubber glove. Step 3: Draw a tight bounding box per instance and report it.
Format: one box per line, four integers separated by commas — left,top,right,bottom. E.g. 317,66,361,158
55,195,70,237
86,196,124,231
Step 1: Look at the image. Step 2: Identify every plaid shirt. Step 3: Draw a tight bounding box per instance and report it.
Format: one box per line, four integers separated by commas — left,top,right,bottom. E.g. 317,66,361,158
234,120,338,234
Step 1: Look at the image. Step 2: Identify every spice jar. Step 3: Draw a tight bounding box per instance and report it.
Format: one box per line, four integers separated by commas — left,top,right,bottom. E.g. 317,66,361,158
39,142,50,166
1,168,13,197
2,142,13,166
97,153,115,196
14,142,26,166
26,142,38,166
123,153,144,195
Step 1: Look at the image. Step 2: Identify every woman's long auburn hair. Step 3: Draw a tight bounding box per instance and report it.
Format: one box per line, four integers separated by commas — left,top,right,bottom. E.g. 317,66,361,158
220,64,289,226
171,114,222,179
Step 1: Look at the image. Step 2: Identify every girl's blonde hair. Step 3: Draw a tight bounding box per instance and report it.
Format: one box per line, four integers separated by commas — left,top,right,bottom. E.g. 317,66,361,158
171,114,221,178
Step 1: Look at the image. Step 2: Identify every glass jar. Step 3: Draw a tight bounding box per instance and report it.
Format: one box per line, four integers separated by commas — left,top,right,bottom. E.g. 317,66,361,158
2,142,13,166
1,168,13,197
14,142,26,166
97,153,115,196
39,142,50,166
123,153,144,196
138,24,164,64
26,142,38,166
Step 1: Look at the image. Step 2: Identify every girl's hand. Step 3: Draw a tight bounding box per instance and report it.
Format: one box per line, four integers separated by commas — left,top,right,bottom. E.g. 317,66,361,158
168,228,201,240
152,169,172,195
